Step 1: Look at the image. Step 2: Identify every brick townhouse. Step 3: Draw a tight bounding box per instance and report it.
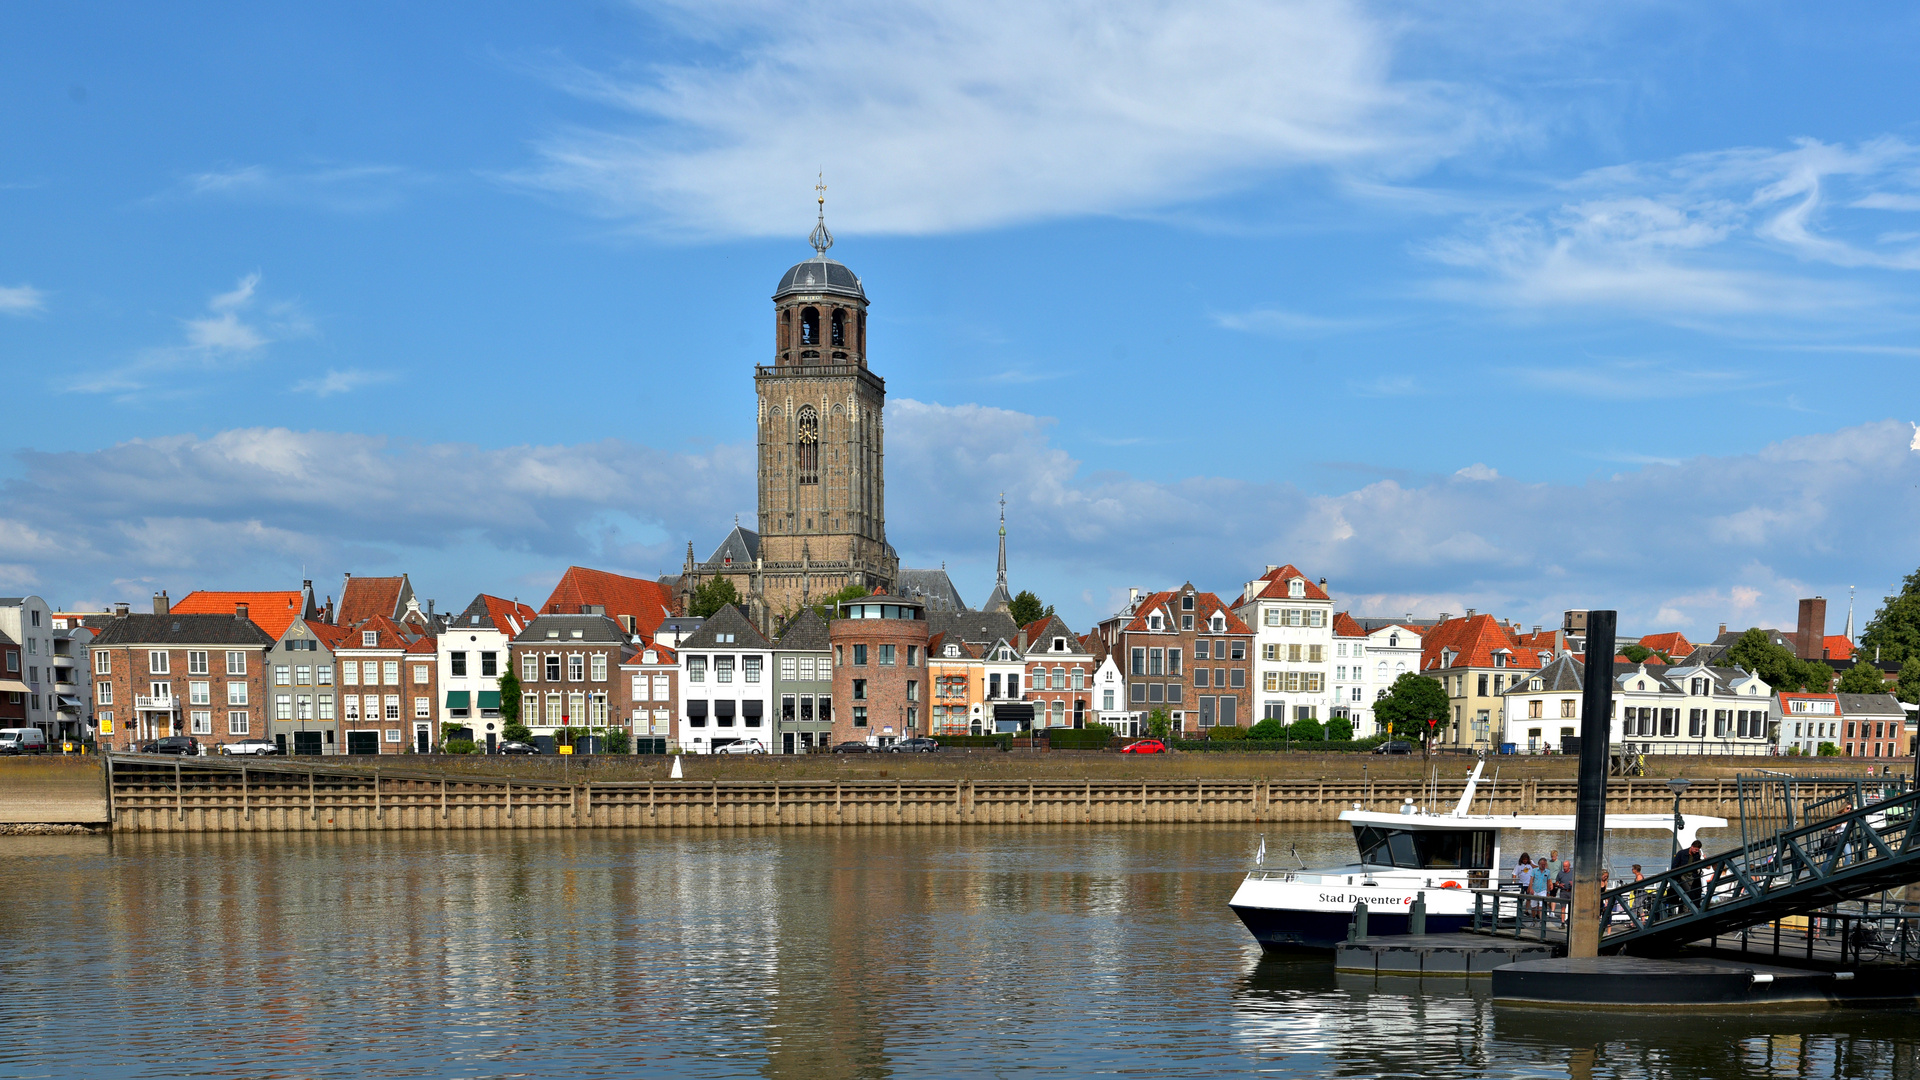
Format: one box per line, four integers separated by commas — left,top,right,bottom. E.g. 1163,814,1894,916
619,637,678,753
1020,613,1098,729
1097,584,1251,734
829,592,929,747
333,614,439,754
510,610,634,749
87,597,274,750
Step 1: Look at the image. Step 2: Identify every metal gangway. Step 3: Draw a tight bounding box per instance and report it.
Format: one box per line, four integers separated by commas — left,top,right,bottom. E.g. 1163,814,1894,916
1477,776,1920,956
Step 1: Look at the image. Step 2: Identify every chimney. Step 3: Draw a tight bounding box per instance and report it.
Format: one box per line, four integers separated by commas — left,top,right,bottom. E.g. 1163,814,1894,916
427,599,435,617
1466,608,1476,618
1796,597,1827,661
1439,612,1450,622
235,603,249,623
152,591,169,616
113,602,129,618
1718,623,1726,639
1018,628,1028,652
1318,577,1328,592
1533,625,1542,635
1265,565,1278,574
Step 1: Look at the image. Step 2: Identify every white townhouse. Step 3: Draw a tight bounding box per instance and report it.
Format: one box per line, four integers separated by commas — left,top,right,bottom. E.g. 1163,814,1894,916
1776,691,1843,756
438,594,534,744
1088,653,1135,735
1501,656,1774,755
1331,615,1424,737
1233,565,1334,725
675,604,775,753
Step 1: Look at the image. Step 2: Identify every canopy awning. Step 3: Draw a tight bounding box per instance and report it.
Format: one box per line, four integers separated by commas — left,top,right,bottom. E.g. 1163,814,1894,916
476,691,501,708
57,696,84,709
0,679,30,694
445,691,471,708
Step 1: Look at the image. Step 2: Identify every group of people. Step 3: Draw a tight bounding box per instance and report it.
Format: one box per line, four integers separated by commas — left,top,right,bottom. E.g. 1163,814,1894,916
1509,841,1708,930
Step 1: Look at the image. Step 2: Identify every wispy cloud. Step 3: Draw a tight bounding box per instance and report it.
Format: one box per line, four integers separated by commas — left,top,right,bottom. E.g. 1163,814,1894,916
507,0,1485,237
1503,358,1779,401
1213,306,1375,336
293,368,396,397
0,284,47,315
154,163,425,213
64,274,311,398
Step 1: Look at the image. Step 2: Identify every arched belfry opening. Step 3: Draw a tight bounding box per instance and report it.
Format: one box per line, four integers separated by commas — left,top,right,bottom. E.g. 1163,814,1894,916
796,405,819,485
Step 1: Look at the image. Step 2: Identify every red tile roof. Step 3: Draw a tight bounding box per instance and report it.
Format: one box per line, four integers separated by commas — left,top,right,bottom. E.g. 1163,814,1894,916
1332,612,1367,638
1638,632,1694,658
171,591,306,639
540,566,677,640
1122,589,1252,635
1823,635,1855,662
481,595,537,638
339,576,407,625
1420,613,1545,672
1240,564,1330,603
335,615,436,654
305,620,350,650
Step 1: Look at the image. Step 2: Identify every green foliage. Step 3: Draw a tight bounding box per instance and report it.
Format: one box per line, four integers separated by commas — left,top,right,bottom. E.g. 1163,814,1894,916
1724,627,1831,692
1287,718,1326,741
1621,644,1652,663
1374,672,1452,746
1817,741,1840,757
1248,717,1287,740
1007,590,1055,627
1207,725,1249,740
1046,725,1113,749
689,576,742,618
1861,567,1920,668
812,582,873,620
444,739,478,755
1147,709,1172,740
1837,661,1891,695
1171,738,1380,753
1898,657,1920,705
602,729,631,754
1325,716,1354,741
933,734,1012,749
498,671,521,725
502,722,532,743
440,722,465,740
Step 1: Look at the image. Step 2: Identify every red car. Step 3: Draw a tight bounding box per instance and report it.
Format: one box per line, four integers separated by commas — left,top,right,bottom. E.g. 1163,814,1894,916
1120,739,1167,754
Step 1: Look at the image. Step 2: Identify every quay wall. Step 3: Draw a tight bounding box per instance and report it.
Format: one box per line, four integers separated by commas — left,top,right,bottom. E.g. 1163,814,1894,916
89,755,1870,833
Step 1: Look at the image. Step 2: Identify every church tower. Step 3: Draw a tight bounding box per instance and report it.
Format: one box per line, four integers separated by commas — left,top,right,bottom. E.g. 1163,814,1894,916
752,183,897,618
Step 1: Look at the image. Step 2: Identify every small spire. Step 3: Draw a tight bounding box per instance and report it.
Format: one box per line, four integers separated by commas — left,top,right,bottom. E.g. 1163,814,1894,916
809,173,834,255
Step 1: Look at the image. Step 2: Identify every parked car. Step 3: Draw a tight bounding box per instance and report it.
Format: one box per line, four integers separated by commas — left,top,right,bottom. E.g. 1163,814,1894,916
831,740,873,754
715,738,768,755
1372,740,1413,755
221,739,279,756
1119,738,1167,754
139,736,200,756
498,741,540,755
887,737,939,753
0,728,49,755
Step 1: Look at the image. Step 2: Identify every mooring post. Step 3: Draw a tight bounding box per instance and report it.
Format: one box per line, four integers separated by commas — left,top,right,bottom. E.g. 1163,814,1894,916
1568,609,1617,958
1410,891,1428,936
1351,900,1369,940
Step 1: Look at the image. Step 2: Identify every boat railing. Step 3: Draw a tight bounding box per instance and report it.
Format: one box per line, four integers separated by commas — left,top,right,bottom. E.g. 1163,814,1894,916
1471,887,1573,941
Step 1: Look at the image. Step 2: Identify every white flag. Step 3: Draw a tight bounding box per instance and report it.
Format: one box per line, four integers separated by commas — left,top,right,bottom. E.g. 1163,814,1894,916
1255,835,1266,866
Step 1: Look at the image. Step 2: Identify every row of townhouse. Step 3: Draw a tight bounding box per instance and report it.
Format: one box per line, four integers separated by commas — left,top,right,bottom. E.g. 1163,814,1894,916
0,596,96,743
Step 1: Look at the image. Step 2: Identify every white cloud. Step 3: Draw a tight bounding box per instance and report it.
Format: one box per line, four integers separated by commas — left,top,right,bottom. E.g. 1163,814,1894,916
5,410,1917,641
157,164,424,213
511,0,1481,236
65,274,307,397
0,284,46,315
293,368,396,397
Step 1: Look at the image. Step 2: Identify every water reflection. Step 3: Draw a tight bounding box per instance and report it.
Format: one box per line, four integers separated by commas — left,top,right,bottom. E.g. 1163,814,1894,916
0,825,1912,1079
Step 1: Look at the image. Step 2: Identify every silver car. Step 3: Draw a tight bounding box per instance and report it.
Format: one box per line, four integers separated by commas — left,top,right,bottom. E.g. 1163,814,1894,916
222,739,280,756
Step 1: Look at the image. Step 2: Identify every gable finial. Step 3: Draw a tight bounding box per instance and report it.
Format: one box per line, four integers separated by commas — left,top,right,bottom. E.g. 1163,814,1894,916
809,173,834,255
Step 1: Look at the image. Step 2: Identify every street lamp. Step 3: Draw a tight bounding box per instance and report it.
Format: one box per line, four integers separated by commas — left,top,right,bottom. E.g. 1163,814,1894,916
1667,777,1691,860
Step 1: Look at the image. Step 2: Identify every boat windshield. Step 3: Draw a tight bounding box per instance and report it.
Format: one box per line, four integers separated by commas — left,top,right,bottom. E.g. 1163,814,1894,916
1352,826,1496,870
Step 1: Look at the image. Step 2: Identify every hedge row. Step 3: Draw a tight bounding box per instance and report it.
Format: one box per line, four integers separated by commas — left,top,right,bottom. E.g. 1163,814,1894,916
934,734,1014,750
1169,738,1386,753
1043,728,1116,750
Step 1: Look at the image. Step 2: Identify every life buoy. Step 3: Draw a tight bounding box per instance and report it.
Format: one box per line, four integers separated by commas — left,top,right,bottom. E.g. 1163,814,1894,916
1441,881,1462,889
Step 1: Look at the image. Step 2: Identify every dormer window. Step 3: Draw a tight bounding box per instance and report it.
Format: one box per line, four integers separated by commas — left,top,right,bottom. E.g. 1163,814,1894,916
944,644,960,658
1492,651,1508,669
1530,678,1543,691
1181,595,1194,611
361,631,377,647
1053,637,1066,652
471,615,481,626
1441,648,1457,668
547,630,559,639
1210,614,1225,633
643,650,658,664
1289,578,1305,598
999,648,1012,661
1148,615,1163,631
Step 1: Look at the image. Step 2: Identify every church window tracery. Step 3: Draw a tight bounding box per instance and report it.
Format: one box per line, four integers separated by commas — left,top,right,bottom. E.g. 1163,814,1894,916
796,406,819,485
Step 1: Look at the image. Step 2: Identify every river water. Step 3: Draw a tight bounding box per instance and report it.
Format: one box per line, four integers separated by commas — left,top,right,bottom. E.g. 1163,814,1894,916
2,825,1915,1079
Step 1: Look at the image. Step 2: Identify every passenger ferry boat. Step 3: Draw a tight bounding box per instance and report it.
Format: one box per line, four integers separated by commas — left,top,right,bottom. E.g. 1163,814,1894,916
1228,761,1726,950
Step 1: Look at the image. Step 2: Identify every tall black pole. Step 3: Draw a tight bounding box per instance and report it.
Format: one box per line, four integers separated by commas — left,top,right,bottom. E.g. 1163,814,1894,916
1568,609,1616,957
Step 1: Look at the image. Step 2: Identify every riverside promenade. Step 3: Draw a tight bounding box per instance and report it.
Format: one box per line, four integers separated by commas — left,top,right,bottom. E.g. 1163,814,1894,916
0,754,1888,833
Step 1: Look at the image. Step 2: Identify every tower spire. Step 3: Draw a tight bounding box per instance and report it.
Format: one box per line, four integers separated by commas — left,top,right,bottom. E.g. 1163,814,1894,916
996,492,1007,589
809,173,834,255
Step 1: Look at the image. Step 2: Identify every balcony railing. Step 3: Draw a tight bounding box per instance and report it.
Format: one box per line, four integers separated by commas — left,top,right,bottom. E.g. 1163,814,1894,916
135,695,178,712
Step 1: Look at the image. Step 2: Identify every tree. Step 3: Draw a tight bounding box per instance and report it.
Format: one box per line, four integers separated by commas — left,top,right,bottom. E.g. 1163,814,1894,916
1325,716,1354,741
810,582,871,620
498,671,521,724
1249,717,1286,740
1724,627,1830,692
1147,709,1171,740
1621,644,1652,663
1287,718,1325,741
1007,590,1054,627
1837,660,1891,695
689,576,742,618
1861,567,1920,667
1897,657,1920,705
1374,672,1451,755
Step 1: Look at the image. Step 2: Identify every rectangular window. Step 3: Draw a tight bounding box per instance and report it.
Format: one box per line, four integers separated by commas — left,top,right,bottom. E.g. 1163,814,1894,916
688,657,705,683
451,651,468,677
386,728,403,743
383,661,399,685
94,651,110,675
1265,609,1280,626
1714,709,1730,737
1263,672,1279,692
1285,672,1301,693
1287,644,1302,663
1195,668,1210,688
226,651,247,675
187,650,208,675
799,656,816,681
1529,699,1543,719
415,697,430,719
1167,648,1181,675
189,681,210,706
1168,683,1183,703
522,654,538,681
227,682,248,706
567,654,585,681
1148,683,1164,704
97,682,113,705
782,695,796,721
275,665,291,686
879,644,896,666
653,674,669,701
852,679,867,700
1477,674,1489,697
319,694,335,721
1689,708,1706,737
190,711,212,735
1149,648,1163,676
342,660,359,685
1131,682,1147,703
297,695,313,721
228,711,249,735
1561,699,1576,719
295,665,312,685
318,665,333,685
782,656,797,680
148,651,170,675
1199,696,1215,727
385,695,400,721
1306,644,1322,664
907,645,919,667
409,664,427,685
1310,610,1324,628
481,652,497,677
1234,669,1249,689
1131,647,1146,675
1194,640,1210,661
743,656,761,683
276,695,293,721
715,656,734,683
591,654,608,681
1262,643,1276,662
907,680,918,702
853,706,868,727
853,644,868,666
542,654,559,681
1297,671,1313,692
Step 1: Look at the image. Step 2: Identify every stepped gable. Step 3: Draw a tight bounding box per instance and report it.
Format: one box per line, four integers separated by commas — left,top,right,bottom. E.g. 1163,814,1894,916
541,566,677,639
170,590,305,638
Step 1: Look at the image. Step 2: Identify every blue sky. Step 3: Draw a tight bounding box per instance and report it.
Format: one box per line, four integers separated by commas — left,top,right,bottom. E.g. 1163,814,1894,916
3,1,1919,639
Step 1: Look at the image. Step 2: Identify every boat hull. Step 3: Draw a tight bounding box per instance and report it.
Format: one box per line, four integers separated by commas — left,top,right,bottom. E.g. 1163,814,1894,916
1230,903,1475,951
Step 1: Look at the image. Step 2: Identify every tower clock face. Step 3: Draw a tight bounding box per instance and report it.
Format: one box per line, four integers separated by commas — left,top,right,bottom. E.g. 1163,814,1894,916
798,429,817,444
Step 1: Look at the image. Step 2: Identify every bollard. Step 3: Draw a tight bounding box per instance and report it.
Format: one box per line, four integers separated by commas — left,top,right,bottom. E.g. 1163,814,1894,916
1350,900,1369,941
1410,891,1427,936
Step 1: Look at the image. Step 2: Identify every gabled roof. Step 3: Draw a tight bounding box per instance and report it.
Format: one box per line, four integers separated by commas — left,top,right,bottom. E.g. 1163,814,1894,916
512,613,631,646
1239,564,1331,604
1823,635,1855,662
676,604,772,652
335,614,436,653
1836,692,1903,715
928,610,1019,646
1420,613,1543,672
897,568,967,613
1021,614,1091,656
90,612,275,648
700,526,760,571
1638,632,1694,657
171,590,307,639
1122,586,1251,635
304,620,349,651
929,632,982,661
449,593,537,637
774,608,832,652
1333,612,1367,638
541,566,678,639
339,575,411,626
621,640,677,665
1502,654,1584,694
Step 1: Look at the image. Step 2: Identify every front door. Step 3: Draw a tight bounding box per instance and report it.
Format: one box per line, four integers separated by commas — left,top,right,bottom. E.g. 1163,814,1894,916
274,733,288,754
292,731,322,755
416,728,430,754
782,732,795,754
346,730,380,755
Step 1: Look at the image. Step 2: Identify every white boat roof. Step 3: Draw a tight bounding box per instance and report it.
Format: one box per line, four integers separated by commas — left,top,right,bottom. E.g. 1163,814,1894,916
1338,809,1727,832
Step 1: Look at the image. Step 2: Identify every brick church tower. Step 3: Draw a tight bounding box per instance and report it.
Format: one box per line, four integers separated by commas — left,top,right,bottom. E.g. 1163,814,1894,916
743,186,898,621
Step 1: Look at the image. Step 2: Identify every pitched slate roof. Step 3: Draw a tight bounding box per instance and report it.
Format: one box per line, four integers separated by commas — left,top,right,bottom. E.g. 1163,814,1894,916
1501,654,1584,694
540,566,678,639
700,526,760,571
171,590,307,639
897,567,967,612
1836,692,1903,715
512,613,631,645
928,610,1019,646
338,575,411,626
675,604,772,651
90,612,275,648
1240,564,1331,603
774,608,832,652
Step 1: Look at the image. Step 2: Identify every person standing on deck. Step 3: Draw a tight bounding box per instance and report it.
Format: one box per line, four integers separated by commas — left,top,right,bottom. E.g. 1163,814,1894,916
1512,853,1533,891
1556,860,1574,927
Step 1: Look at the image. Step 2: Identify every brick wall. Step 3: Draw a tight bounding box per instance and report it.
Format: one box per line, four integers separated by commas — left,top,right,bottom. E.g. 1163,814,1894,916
830,617,929,745
87,644,270,750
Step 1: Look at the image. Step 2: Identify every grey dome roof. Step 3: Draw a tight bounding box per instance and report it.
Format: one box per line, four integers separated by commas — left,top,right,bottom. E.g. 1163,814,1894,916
775,257,866,302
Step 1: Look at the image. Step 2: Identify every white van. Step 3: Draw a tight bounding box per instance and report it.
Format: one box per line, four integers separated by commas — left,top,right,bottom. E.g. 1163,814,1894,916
0,728,49,755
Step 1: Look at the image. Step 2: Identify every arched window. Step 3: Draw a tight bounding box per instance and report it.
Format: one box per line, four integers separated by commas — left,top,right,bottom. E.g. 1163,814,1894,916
1388,632,1399,647
796,406,819,484
1376,661,1388,678
857,311,865,354
831,309,845,347
801,307,819,345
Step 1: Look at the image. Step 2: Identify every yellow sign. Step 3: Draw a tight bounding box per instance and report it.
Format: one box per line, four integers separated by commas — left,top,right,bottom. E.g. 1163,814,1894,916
100,717,114,735
557,745,573,755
